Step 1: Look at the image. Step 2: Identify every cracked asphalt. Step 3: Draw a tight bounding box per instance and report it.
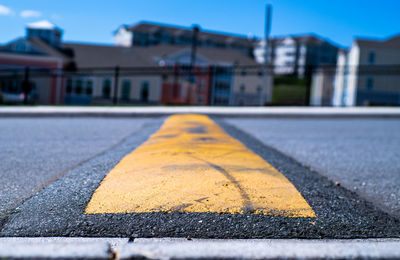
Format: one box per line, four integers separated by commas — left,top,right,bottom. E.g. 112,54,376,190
0,116,399,239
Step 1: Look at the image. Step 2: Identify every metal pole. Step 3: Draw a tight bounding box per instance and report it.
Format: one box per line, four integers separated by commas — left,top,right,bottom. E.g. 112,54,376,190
113,66,120,105
262,4,272,105
190,25,200,82
23,66,30,105
305,65,313,106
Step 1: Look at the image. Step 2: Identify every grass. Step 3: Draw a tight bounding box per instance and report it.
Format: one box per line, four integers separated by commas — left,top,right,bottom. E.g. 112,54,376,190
270,76,309,106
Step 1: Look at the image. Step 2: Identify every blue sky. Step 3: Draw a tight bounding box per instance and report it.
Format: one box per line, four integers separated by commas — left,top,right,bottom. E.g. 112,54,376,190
0,0,399,48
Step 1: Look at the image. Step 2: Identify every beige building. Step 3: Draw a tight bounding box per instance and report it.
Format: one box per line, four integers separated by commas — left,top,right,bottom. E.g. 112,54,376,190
333,34,400,106
1,20,271,106
310,66,335,106
63,43,162,105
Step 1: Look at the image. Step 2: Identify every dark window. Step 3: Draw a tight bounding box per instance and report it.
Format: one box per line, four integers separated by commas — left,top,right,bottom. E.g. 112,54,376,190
257,85,262,93
240,84,245,92
10,81,18,93
215,81,230,92
121,80,131,100
86,80,93,95
141,81,149,102
366,78,374,90
198,95,204,104
75,79,83,94
368,52,375,64
199,80,206,89
66,79,73,94
102,79,111,98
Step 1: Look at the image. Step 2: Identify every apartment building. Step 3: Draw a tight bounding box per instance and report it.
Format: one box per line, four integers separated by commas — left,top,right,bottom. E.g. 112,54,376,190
1,20,269,106
333,34,400,106
255,34,339,77
114,21,257,57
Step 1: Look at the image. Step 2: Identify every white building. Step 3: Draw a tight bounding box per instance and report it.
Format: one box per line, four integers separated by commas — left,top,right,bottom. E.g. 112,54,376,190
255,34,339,78
114,21,256,57
333,34,400,106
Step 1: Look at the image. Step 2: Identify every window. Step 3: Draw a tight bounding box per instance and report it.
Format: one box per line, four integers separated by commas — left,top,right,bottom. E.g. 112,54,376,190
199,80,206,89
240,84,245,92
102,79,111,98
368,51,375,64
215,81,230,92
257,85,262,93
366,78,374,90
198,95,204,104
66,79,73,94
10,81,18,93
241,69,247,76
75,79,83,94
121,80,131,100
86,80,93,95
15,42,26,52
140,81,149,102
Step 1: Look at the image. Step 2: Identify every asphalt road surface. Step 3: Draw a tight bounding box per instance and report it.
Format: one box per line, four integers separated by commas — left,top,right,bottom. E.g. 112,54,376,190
0,118,156,219
226,118,400,216
0,116,399,239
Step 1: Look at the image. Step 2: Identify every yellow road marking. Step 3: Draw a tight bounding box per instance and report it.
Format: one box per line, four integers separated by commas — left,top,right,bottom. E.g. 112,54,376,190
85,114,315,217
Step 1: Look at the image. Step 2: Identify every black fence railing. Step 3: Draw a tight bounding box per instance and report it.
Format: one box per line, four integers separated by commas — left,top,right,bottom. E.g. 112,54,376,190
1,65,400,106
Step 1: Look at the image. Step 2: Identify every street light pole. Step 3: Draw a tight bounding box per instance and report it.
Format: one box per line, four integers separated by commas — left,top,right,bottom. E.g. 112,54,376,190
113,66,120,105
190,25,200,83
262,4,272,105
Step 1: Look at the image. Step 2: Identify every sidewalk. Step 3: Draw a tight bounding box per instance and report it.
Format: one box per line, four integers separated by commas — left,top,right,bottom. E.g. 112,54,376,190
1,106,400,117
1,237,400,259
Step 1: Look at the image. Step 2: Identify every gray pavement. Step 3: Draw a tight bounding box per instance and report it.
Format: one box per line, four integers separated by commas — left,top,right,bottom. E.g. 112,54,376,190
1,110,400,259
0,118,156,221
1,117,399,239
225,118,400,216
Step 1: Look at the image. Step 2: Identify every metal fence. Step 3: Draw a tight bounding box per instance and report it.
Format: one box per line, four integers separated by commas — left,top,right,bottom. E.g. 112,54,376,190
1,64,400,106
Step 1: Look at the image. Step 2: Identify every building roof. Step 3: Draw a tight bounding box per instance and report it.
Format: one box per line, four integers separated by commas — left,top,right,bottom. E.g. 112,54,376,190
270,34,340,49
63,43,153,68
1,35,259,69
355,34,400,49
62,42,259,69
28,37,70,59
26,20,61,31
124,21,257,47
147,45,258,65
0,37,71,60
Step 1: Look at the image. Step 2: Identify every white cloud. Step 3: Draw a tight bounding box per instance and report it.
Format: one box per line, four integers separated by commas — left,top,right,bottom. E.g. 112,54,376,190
20,10,42,18
0,5,12,15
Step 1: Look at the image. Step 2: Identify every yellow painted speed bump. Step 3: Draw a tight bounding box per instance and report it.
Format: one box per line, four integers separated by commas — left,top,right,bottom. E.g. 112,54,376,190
86,114,315,217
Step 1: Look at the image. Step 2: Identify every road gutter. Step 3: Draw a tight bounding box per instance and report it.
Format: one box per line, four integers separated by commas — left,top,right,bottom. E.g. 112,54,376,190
1,237,400,259
1,106,400,118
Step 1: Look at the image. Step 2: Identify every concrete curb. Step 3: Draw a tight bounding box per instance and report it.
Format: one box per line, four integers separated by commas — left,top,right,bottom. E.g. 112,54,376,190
1,237,399,259
1,106,400,118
